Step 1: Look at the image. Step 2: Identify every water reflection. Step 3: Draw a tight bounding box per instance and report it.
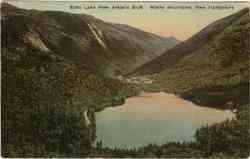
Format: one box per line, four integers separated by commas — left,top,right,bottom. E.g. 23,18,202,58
96,92,235,148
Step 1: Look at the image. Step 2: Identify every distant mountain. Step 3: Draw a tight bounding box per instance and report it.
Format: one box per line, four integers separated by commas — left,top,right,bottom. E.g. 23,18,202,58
134,8,249,75
2,3,179,77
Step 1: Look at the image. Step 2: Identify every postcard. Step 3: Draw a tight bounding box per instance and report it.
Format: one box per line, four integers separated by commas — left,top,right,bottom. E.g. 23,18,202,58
1,0,249,158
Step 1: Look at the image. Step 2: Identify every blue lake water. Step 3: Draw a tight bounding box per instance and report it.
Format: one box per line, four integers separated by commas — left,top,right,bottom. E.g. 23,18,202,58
96,92,235,149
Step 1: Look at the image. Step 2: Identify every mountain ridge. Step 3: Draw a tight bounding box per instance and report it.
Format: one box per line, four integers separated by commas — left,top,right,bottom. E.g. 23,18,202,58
140,7,249,108
2,2,180,77
134,7,249,75
1,3,140,156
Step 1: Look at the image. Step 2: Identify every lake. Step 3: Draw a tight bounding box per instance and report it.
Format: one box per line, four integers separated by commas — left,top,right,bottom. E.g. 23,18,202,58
96,92,235,149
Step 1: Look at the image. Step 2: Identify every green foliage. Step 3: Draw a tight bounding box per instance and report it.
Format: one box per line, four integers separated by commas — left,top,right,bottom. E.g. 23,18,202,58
195,105,250,158
1,44,138,157
2,3,249,158
2,4,140,156
143,12,249,109
136,9,250,158
210,14,250,67
2,47,90,157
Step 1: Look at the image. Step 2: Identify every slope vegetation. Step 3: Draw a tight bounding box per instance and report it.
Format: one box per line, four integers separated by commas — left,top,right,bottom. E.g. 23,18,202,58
141,8,249,108
2,3,179,77
1,3,138,157
135,8,249,75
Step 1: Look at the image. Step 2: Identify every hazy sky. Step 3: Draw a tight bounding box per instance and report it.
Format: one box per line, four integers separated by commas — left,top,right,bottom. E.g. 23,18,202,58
7,1,249,40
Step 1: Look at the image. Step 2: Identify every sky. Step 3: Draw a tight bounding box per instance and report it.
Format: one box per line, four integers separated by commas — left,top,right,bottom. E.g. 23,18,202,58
6,1,249,41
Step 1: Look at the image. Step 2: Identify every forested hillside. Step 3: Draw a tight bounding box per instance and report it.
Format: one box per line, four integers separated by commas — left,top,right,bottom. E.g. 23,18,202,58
1,3,138,157
133,7,250,158
2,3,179,77
135,8,249,75
141,8,249,109
1,2,249,158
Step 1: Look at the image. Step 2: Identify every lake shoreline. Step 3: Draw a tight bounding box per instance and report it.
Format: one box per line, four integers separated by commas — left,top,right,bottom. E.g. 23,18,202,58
99,89,235,112
96,91,235,149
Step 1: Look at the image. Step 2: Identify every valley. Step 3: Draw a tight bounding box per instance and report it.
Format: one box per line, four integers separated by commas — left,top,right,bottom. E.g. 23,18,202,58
1,2,249,158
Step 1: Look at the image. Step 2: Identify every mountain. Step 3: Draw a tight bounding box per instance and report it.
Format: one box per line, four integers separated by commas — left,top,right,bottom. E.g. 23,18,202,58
140,8,249,108
2,2,249,157
1,3,138,157
134,8,249,75
2,3,179,77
